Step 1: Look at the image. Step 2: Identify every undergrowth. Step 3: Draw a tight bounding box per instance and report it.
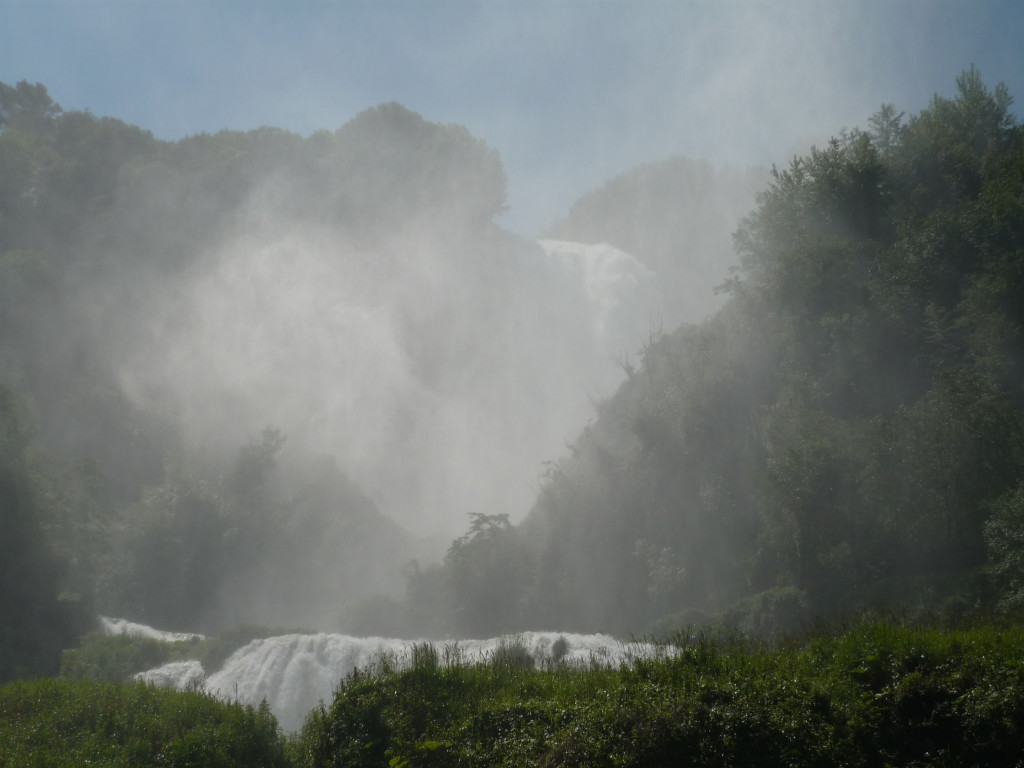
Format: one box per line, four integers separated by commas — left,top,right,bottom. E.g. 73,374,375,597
0,678,290,767
298,620,1024,767
60,624,302,683
16,619,1024,766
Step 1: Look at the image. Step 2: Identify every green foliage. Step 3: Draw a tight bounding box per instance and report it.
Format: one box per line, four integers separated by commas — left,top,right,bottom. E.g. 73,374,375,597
985,485,1024,611
60,633,187,683
401,68,1024,637
300,620,1024,767
0,80,61,134
114,466,228,631
0,78,505,640
0,678,289,767
59,624,300,685
443,513,531,637
228,427,286,501
0,380,92,682
3,64,1024,674
327,102,507,234
46,622,1024,767
720,587,811,638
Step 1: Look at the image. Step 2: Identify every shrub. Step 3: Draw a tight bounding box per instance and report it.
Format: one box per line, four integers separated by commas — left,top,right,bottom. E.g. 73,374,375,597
0,678,290,767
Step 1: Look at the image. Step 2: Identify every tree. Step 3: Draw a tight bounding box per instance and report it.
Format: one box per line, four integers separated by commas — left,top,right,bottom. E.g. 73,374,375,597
0,81,61,133
470,69,1024,634
444,513,527,637
0,381,90,680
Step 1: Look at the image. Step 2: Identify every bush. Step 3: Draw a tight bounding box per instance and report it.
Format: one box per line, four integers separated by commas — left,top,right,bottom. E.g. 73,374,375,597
0,677,290,767
299,620,1024,767
60,632,187,682
60,623,301,685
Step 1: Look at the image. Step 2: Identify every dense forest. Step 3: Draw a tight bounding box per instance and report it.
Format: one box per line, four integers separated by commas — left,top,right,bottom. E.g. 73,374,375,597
3,66,1024,697
0,75,754,678
0,83,516,665
394,68,1024,639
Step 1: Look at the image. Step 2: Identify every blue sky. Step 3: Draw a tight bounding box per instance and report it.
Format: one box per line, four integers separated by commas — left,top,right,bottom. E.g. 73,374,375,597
2,0,1022,235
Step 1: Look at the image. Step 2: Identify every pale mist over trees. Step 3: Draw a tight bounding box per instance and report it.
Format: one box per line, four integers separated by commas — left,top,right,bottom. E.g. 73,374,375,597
4,68,1024,681
391,68,1024,639
0,75,756,668
547,157,767,327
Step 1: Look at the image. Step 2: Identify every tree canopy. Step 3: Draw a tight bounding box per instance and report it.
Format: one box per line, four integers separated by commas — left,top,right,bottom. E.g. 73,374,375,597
410,68,1024,637
3,69,1024,677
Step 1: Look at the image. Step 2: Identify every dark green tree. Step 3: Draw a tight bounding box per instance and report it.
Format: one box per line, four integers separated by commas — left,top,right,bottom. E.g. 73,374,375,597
421,68,1024,635
0,81,61,133
0,381,91,680
444,513,528,637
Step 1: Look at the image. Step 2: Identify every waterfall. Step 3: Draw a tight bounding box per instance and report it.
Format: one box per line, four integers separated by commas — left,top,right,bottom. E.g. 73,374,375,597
100,616,205,643
536,239,657,355
136,629,671,732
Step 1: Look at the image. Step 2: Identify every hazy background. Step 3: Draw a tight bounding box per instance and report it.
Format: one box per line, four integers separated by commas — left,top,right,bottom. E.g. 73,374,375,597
2,1,1022,237
2,2,1024,634
3,1,1023,540
2,3,1024,647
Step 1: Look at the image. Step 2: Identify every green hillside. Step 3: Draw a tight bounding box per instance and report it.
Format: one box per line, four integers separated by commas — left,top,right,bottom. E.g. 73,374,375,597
408,68,1024,638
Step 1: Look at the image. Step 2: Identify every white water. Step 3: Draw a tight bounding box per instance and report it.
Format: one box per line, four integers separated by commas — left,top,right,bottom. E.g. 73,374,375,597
101,616,205,643
536,239,656,354
136,659,205,689
137,630,671,732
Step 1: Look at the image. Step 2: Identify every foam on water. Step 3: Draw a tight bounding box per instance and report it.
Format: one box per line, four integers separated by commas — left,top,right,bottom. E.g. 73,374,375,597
138,630,670,731
100,616,205,643
136,660,205,690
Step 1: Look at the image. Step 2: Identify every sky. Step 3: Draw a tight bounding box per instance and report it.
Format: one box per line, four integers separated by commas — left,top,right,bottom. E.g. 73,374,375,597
2,0,1022,236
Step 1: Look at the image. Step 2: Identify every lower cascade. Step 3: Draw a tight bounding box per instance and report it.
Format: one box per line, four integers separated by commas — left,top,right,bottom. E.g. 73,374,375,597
130,628,670,732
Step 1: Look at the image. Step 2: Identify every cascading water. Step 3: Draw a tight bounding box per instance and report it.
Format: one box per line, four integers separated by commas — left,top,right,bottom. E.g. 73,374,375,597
101,616,205,643
133,625,671,732
536,239,657,354
122,242,667,732
137,660,206,690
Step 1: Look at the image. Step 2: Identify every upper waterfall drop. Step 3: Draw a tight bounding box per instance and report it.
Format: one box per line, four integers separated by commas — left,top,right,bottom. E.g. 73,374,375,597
101,616,205,643
536,239,659,357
